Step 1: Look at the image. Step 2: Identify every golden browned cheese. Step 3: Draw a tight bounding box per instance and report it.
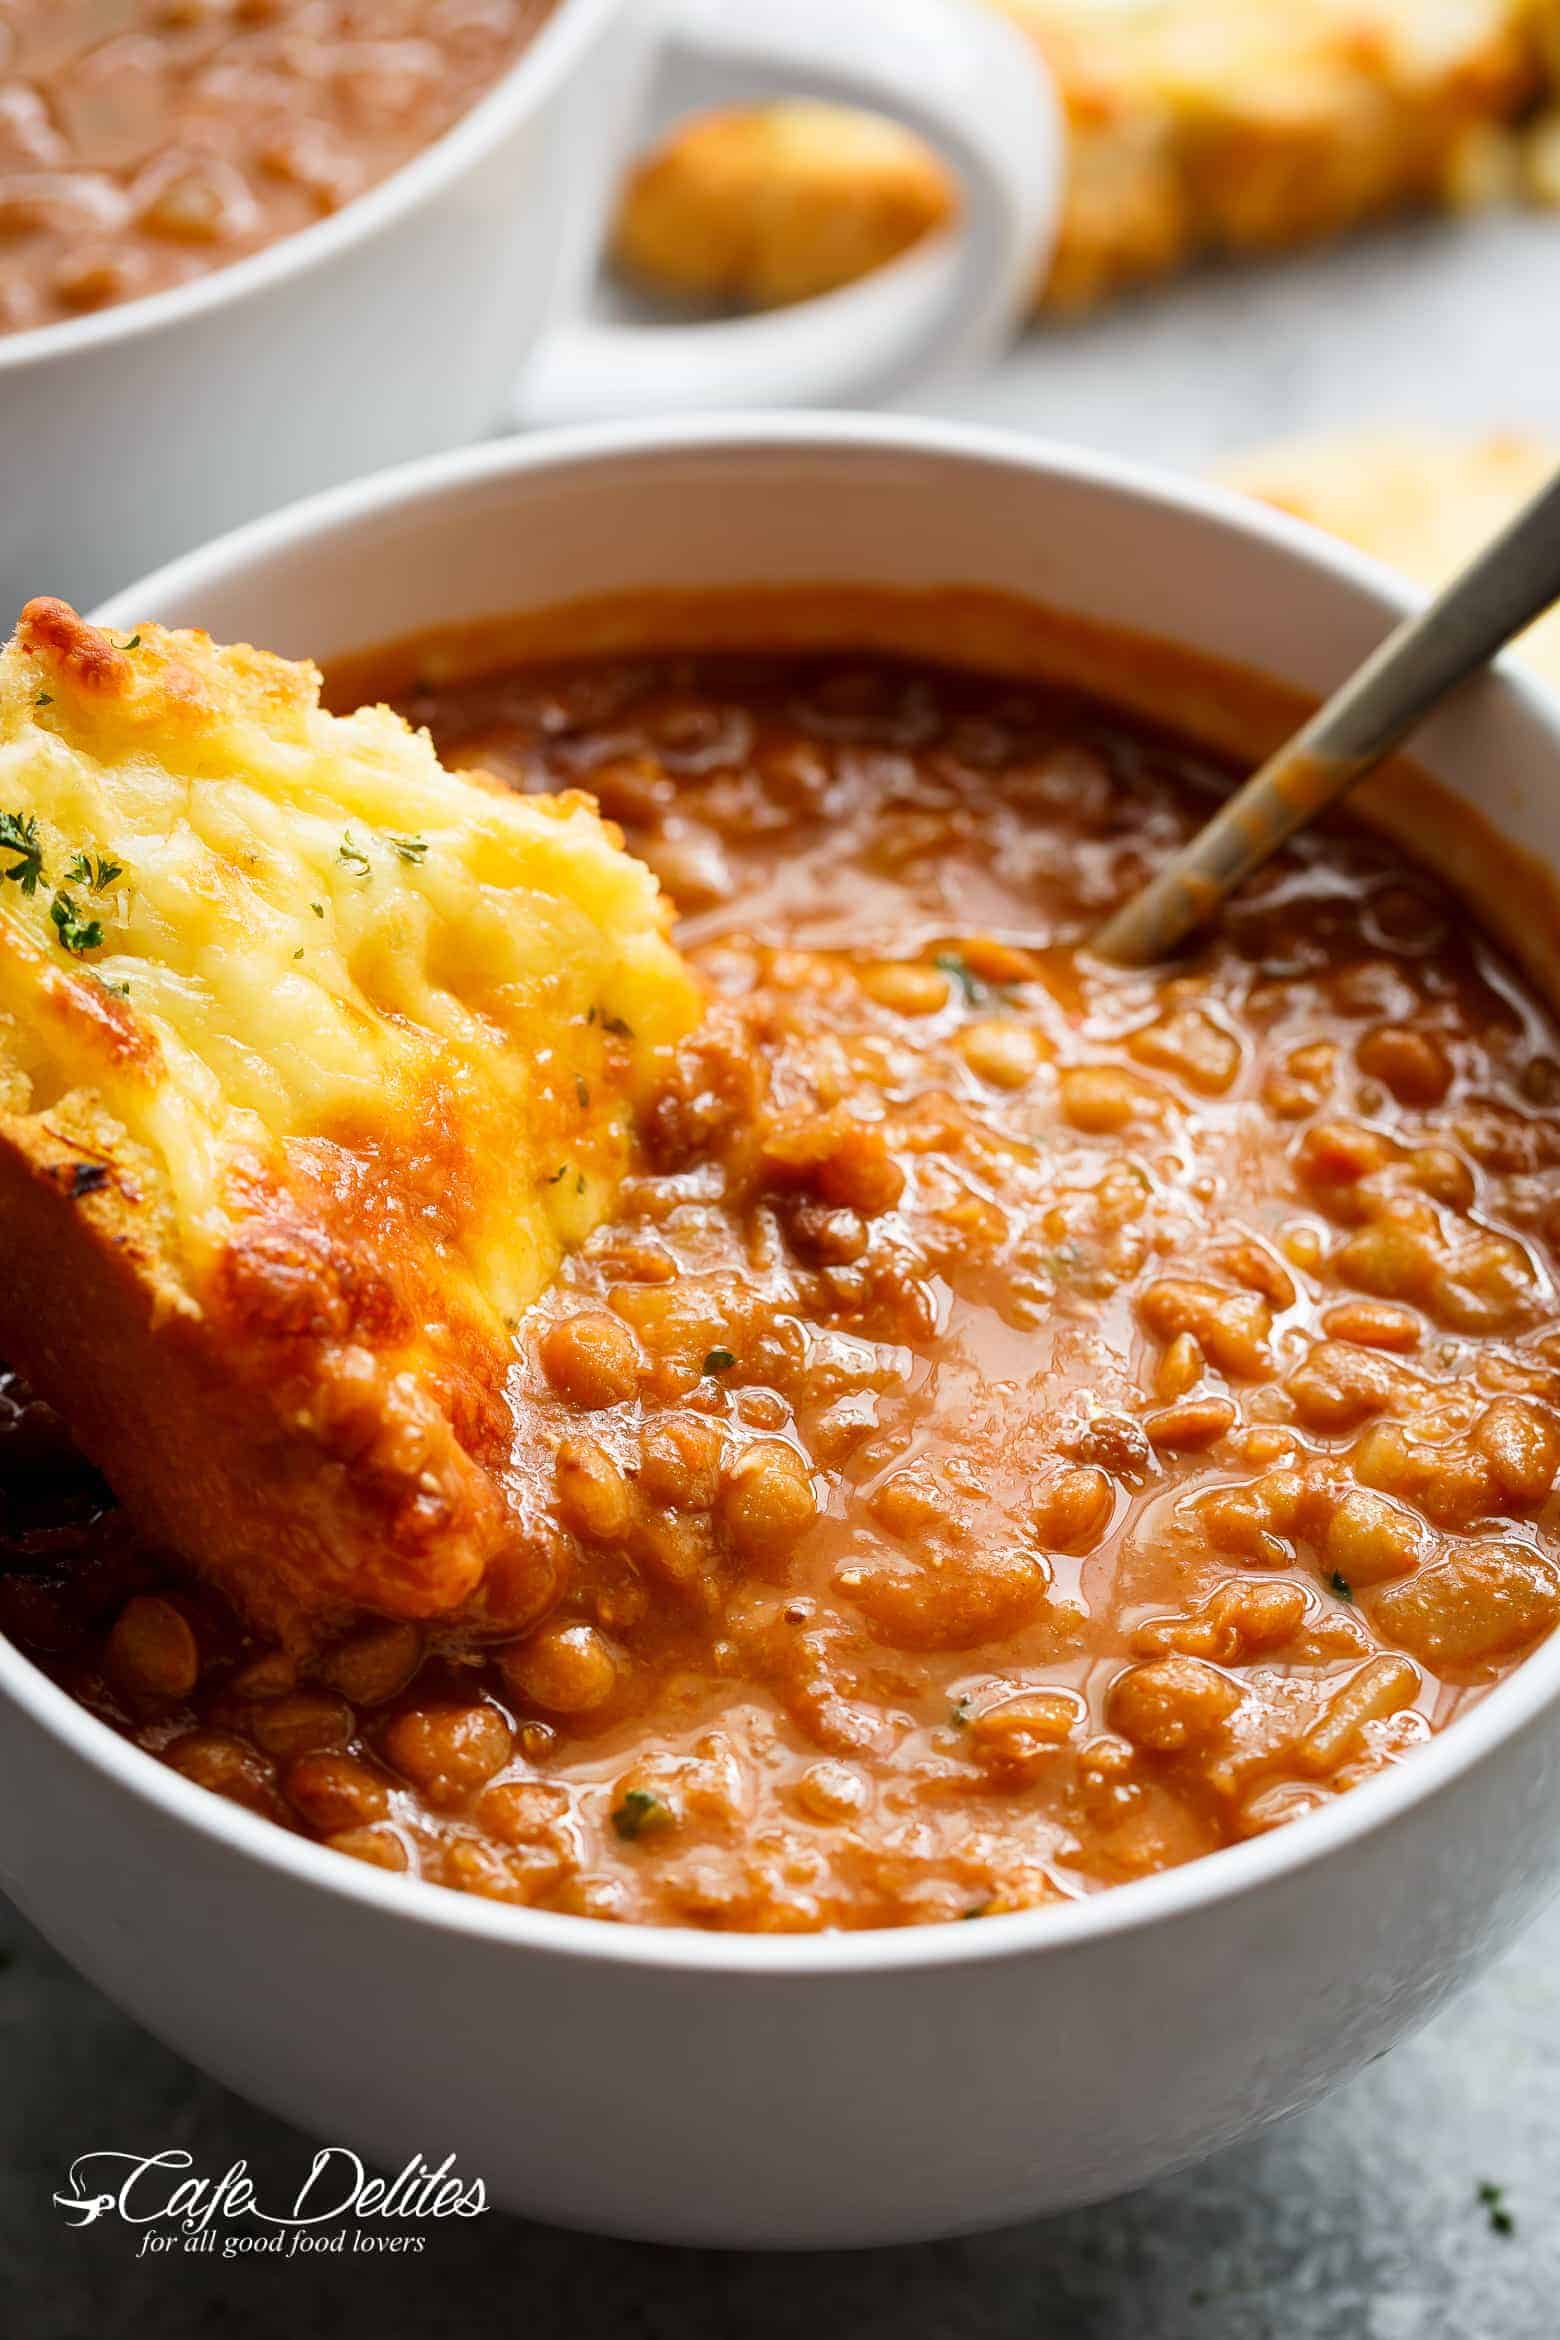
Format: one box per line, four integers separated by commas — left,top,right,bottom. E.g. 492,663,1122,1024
610,2,1560,316
0,601,699,1644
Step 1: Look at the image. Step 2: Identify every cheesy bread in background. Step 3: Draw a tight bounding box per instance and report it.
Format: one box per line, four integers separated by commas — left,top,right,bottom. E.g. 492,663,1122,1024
612,1,1560,316
1225,428,1560,692
0,600,699,1645
614,101,957,310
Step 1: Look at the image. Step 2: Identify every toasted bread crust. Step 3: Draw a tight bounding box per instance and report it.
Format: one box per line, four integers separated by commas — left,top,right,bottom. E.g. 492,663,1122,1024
0,1110,551,1644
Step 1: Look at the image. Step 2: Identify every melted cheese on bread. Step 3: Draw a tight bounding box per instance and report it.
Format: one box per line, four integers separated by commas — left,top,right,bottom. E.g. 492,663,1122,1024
0,599,700,1640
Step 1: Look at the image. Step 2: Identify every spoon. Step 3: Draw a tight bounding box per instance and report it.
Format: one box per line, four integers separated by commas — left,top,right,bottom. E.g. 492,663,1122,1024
1093,463,1560,967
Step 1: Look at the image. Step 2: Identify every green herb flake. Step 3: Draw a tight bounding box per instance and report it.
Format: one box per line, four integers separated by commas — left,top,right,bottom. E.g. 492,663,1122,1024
574,1172,585,1196
546,1164,569,1185
100,976,130,1000
390,833,428,865
310,901,325,918
292,947,304,961
1478,2181,1515,2237
961,1901,992,1921
67,852,123,892
48,891,104,956
575,1075,590,1109
337,832,372,878
934,949,988,1006
950,1695,973,1729
122,633,141,651
702,1347,736,1375
34,692,52,709
611,1787,671,1843
601,1013,635,1040
0,811,44,897
1329,1570,1354,1603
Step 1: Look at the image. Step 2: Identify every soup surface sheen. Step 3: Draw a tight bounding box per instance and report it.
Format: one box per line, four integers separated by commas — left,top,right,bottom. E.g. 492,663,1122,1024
0,0,553,336
8,645,1560,1932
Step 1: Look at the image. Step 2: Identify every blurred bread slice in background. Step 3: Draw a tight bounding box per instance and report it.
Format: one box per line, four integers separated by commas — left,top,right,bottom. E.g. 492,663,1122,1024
613,99,957,308
1224,427,1560,691
612,2,1560,316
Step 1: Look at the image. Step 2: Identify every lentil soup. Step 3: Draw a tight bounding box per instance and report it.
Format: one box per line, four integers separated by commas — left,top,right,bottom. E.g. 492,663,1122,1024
8,636,1560,1932
0,1,556,337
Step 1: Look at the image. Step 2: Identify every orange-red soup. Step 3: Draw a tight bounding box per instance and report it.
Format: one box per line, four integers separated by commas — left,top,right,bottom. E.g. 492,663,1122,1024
0,1,554,336
7,645,1560,1931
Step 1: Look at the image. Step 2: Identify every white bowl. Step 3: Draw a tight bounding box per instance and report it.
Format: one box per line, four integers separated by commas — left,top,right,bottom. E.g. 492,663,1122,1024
4,417,1560,2250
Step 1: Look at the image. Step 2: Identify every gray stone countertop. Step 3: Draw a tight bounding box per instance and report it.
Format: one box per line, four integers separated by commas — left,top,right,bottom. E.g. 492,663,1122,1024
8,203,1560,2337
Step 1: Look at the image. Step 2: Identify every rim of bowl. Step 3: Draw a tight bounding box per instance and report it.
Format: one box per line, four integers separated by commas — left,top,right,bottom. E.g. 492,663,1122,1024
0,0,621,377
10,408,1560,1979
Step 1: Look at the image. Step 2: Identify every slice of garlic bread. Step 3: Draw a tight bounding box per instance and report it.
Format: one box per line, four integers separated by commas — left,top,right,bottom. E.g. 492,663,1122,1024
0,599,700,1644
1224,429,1560,694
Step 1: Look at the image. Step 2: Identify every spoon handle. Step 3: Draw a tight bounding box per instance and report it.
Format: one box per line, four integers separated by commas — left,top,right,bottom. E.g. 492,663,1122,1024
1094,463,1560,967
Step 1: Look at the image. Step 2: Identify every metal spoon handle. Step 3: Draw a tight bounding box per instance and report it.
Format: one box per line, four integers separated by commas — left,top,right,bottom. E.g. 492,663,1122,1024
1094,463,1560,967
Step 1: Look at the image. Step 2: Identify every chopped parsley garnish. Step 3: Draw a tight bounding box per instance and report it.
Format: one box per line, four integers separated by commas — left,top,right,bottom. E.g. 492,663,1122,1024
935,949,990,1006
611,1788,670,1842
574,1172,585,1196
950,1695,973,1729
546,1164,569,1185
337,832,372,877
702,1348,736,1375
575,1075,590,1109
310,901,325,918
601,1013,634,1039
0,812,44,897
34,692,52,709
48,890,104,956
961,1901,992,1920
100,976,130,1000
390,833,428,864
292,947,304,960
1329,1570,1354,1603
66,852,123,892
1478,2181,1515,2237
122,633,141,651
68,1163,109,1199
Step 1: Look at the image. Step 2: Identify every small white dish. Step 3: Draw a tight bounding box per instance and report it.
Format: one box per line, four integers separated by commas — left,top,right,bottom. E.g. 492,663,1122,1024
1,416,1558,2249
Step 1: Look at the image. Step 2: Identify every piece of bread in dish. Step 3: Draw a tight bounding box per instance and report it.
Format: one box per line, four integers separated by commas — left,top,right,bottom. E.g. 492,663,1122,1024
612,100,957,309
1223,428,1560,693
0,600,699,1646
610,3,1550,317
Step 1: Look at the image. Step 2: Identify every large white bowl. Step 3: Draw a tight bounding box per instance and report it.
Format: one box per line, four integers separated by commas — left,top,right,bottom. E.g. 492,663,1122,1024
3,417,1560,2249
